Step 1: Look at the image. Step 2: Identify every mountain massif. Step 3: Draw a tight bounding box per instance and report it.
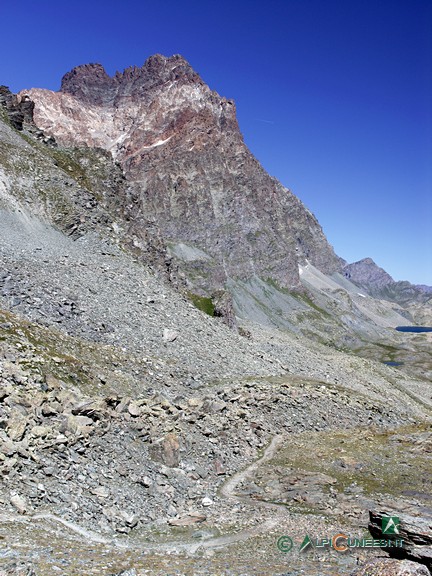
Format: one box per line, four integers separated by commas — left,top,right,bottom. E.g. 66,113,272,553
21,55,341,296
0,55,431,576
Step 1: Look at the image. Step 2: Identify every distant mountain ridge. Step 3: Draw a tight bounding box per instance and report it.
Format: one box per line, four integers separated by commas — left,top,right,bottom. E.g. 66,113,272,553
344,258,432,306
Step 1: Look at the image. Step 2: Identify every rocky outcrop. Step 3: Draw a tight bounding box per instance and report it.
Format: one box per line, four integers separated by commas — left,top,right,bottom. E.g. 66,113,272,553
369,510,432,568
416,285,432,294
20,54,342,296
0,86,55,146
0,85,35,130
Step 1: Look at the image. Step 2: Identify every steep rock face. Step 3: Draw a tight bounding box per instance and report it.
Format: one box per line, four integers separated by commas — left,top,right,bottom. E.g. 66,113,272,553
20,54,341,293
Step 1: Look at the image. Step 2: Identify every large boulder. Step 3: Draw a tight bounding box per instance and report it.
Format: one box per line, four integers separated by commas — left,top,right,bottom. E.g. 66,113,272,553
369,510,432,569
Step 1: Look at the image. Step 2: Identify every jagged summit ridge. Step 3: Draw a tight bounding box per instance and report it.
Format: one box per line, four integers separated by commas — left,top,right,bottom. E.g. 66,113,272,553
60,55,205,105
22,54,237,157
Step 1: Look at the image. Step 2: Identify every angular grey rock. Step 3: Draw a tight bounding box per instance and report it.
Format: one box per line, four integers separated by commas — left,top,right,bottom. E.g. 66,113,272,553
10,494,28,515
168,512,206,526
139,476,153,488
163,328,178,342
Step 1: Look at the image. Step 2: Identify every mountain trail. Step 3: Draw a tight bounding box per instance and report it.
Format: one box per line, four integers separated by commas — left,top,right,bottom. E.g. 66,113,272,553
0,435,286,555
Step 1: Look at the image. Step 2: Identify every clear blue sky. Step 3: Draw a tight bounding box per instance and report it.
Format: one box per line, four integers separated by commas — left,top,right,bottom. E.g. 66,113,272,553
2,0,431,284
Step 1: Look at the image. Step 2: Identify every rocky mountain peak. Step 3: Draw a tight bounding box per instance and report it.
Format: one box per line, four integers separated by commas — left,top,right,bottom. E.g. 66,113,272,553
60,54,204,106
135,53,204,86
61,62,110,85
344,258,395,289
20,54,342,298
358,257,376,266
59,63,122,108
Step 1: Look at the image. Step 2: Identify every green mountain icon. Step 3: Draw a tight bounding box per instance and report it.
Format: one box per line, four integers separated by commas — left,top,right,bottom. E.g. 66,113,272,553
382,516,400,535
299,534,313,552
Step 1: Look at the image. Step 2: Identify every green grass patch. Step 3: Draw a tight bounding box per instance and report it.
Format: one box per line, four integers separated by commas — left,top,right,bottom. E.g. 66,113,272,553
268,424,432,501
188,292,215,316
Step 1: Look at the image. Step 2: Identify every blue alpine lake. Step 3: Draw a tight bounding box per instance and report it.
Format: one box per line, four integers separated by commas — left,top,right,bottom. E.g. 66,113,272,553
395,326,432,333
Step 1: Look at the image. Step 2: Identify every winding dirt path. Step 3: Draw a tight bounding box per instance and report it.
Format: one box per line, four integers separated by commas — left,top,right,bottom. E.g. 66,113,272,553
220,434,284,501
0,435,286,554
